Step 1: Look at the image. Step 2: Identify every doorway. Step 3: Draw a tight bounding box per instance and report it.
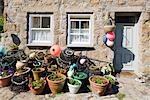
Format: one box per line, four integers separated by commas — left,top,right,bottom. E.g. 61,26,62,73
114,12,141,72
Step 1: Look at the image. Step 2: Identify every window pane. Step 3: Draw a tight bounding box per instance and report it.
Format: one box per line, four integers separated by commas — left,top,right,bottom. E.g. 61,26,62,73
81,29,89,34
80,35,89,42
31,30,51,42
42,17,50,28
70,35,80,43
71,21,79,29
71,29,80,33
32,17,40,28
81,21,89,29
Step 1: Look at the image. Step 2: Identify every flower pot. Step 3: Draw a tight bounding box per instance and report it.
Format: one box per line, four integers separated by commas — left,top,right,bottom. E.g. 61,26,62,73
0,74,13,87
104,75,116,90
15,67,31,77
104,25,115,33
10,75,29,92
47,65,57,73
72,72,88,84
67,78,82,94
89,75,109,96
46,72,66,94
29,80,46,95
32,68,45,80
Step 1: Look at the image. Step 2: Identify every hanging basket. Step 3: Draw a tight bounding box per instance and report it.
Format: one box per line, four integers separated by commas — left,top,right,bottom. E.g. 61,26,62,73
104,25,115,33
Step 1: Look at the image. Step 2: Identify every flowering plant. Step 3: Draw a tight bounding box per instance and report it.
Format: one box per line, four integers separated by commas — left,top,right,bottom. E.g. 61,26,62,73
0,67,14,79
28,77,46,89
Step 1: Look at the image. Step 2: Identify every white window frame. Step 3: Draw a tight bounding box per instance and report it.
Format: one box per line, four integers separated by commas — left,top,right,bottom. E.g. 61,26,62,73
27,14,54,46
67,14,94,47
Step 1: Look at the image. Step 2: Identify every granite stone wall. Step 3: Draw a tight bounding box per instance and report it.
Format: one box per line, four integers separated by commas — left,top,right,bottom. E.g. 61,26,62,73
2,0,150,74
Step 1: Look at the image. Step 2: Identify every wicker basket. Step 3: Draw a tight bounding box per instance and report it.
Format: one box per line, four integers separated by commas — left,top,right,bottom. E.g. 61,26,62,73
104,25,115,33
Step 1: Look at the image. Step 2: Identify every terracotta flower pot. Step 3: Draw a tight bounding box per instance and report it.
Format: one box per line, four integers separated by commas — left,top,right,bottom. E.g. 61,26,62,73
29,81,46,95
104,25,115,33
46,72,66,94
32,68,45,80
89,75,109,96
0,74,13,87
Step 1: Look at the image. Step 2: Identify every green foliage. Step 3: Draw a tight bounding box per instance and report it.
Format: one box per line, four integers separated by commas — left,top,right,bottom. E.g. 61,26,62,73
95,78,102,84
116,92,126,100
32,78,45,88
48,74,63,81
9,43,18,50
0,16,4,33
0,70,10,78
74,72,86,78
105,75,115,85
68,78,80,85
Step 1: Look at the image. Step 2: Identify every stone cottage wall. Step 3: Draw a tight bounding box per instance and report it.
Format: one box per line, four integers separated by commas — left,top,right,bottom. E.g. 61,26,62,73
3,0,150,74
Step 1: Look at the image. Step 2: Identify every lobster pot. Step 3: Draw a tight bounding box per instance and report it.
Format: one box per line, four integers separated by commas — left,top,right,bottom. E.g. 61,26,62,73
56,56,71,68
60,48,75,62
84,67,102,77
10,75,29,93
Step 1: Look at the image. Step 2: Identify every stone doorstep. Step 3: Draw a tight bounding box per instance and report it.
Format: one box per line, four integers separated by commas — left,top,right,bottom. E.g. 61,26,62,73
118,70,136,78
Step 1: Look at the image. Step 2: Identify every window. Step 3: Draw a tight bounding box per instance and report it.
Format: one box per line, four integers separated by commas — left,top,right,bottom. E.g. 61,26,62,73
28,14,54,46
67,14,94,47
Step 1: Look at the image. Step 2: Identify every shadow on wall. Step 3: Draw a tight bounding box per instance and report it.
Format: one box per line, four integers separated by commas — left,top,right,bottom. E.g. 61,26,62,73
113,24,135,73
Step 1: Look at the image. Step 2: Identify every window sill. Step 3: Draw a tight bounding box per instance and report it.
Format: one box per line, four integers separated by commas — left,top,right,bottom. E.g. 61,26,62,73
67,44,93,48
27,43,52,47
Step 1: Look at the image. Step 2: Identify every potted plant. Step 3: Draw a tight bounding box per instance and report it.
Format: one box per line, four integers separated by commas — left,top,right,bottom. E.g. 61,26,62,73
67,78,82,94
0,69,13,87
89,75,109,96
104,74,116,89
47,65,57,73
72,72,88,84
15,61,31,77
58,67,67,75
46,72,66,94
44,53,53,63
9,43,18,50
32,61,45,80
36,51,45,60
28,78,46,95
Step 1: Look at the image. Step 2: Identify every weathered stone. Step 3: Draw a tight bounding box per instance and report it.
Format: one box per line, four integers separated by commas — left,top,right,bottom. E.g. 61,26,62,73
128,0,145,6
90,0,100,5
118,0,126,5
0,87,15,100
1,0,150,76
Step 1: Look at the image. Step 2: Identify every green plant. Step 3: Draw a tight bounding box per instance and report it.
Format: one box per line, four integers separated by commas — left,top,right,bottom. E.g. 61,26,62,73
116,92,126,100
9,43,18,50
74,73,85,78
29,78,45,89
50,65,57,70
68,78,80,85
95,78,102,84
0,16,4,33
48,74,63,81
105,75,115,85
16,68,27,73
0,71,10,78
